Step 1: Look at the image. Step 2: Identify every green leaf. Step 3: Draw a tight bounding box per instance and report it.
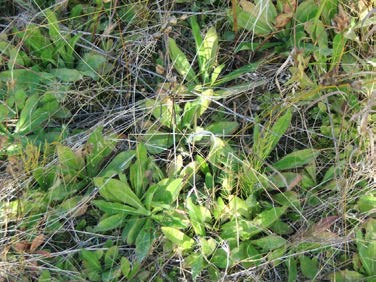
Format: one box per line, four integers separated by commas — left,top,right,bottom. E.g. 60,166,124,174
251,235,287,251
77,52,110,79
200,237,217,257
327,270,365,282
186,253,204,281
255,109,292,160
38,270,51,282
161,227,195,250
146,97,181,129
152,178,184,205
286,258,297,282
92,200,149,216
50,68,83,82
168,37,198,83
272,149,319,171
104,246,119,269
356,219,376,276
299,256,319,279
99,150,135,177
272,191,301,210
187,197,211,236
81,249,101,271
330,33,347,72
57,144,85,176
206,121,239,135
94,213,125,232
130,143,148,196
122,217,146,245
94,178,147,212
295,0,319,23
85,127,115,176
213,61,262,86
120,257,131,278
45,9,61,44
231,241,261,268
228,4,273,36
221,207,288,240
199,27,218,83
135,219,153,262
357,195,376,214
211,248,231,269
14,94,40,134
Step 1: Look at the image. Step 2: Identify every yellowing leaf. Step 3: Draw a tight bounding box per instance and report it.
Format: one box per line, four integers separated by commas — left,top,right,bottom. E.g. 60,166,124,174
161,227,194,250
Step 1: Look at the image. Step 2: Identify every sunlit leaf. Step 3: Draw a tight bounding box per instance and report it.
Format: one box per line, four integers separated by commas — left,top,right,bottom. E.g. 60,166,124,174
94,213,124,232
161,227,194,250
168,37,198,83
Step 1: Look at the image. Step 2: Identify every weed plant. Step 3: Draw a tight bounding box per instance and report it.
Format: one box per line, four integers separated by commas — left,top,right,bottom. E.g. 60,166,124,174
0,0,375,281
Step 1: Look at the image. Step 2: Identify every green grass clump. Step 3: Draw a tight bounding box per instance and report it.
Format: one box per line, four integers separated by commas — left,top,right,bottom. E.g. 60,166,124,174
0,0,375,281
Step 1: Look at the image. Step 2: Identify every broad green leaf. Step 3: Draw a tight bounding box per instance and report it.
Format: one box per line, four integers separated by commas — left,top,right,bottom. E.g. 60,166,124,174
122,217,146,245
50,68,83,82
181,100,201,129
168,38,198,83
327,270,365,282
223,207,289,239
161,227,194,250
271,221,294,235
45,9,61,44
104,246,119,269
206,121,239,135
227,5,272,36
211,248,231,269
92,200,149,216
272,149,319,170
94,213,124,232
357,195,376,214
330,33,347,72
77,52,110,79
272,191,301,210
130,143,148,196
231,241,261,268
251,235,287,251
57,144,85,174
14,94,39,133
213,61,262,86
99,150,135,177
146,97,181,129
135,219,153,262
199,27,218,83
152,178,184,205
120,257,131,277
101,267,122,282
228,196,250,218
200,237,217,257
81,249,101,271
256,109,292,160
286,258,297,282
187,197,211,236
319,0,338,24
86,127,115,176
210,64,225,85
16,24,51,54
186,253,204,280
38,270,51,282
295,0,319,23
356,219,376,276
299,256,319,279
94,178,147,212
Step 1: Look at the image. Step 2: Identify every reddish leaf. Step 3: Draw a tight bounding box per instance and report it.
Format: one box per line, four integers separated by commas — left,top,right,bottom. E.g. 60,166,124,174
13,241,30,252
30,234,45,252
